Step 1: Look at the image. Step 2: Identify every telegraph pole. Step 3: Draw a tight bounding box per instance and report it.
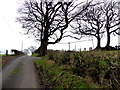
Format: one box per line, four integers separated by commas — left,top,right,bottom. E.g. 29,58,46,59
68,42,70,51
91,38,94,49
75,45,76,51
21,41,23,51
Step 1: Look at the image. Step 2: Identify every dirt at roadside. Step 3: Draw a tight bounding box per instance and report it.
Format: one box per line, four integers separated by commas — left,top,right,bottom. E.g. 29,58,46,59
1,55,22,67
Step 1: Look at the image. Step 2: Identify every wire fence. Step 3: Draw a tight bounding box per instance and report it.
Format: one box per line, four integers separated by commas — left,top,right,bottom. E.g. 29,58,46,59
57,38,94,51
59,39,93,44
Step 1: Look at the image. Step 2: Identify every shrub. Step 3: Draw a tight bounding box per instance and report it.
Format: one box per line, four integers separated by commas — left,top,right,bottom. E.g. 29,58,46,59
45,50,120,89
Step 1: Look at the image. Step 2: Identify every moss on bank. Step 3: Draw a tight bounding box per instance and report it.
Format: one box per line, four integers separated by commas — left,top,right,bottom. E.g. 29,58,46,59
34,57,99,88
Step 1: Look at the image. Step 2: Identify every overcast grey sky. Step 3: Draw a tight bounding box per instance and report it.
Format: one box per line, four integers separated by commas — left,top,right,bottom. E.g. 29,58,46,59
0,0,118,54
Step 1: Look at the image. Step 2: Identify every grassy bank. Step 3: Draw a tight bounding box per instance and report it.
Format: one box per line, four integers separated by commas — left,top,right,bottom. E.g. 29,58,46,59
1,54,15,56
32,53,39,57
34,50,120,89
35,57,99,88
1,54,22,67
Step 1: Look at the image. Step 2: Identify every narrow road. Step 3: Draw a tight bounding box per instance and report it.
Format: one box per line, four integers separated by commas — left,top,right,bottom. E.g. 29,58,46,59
1,56,44,88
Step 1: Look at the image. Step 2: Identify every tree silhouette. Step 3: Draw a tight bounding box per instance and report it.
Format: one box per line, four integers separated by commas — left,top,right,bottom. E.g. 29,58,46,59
17,0,92,56
71,3,105,49
28,46,37,54
102,1,120,49
71,0,120,50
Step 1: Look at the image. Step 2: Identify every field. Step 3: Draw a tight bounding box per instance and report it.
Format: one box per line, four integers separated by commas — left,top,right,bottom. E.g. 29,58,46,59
35,50,120,89
0,54,20,67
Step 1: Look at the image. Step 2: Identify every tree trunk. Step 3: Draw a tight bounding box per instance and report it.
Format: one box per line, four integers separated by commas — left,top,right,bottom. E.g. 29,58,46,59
96,28,101,49
96,36,101,49
39,40,48,56
106,31,111,50
106,34,110,47
34,40,48,56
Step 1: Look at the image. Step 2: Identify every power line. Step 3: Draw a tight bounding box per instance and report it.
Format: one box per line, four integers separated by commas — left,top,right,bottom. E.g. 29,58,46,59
58,39,94,51
59,39,93,44
0,14,13,31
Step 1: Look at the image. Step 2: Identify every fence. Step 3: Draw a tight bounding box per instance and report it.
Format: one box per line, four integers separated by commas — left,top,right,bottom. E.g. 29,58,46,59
58,38,94,51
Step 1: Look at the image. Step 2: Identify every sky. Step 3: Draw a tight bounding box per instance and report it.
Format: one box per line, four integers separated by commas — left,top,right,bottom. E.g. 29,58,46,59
0,0,119,54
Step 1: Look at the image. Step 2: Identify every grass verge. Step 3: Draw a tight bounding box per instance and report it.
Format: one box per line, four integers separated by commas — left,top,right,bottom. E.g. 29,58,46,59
12,68,20,75
32,53,39,57
1,54,15,56
34,57,99,88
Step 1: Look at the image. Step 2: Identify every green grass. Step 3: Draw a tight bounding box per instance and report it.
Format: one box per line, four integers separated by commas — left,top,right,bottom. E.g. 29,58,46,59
1,54,15,56
1,54,6,56
34,57,98,88
12,68,20,75
32,53,39,57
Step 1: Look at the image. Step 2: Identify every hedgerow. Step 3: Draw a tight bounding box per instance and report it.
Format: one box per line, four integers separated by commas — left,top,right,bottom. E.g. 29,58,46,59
34,50,120,89
34,57,98,88
46,50,120,89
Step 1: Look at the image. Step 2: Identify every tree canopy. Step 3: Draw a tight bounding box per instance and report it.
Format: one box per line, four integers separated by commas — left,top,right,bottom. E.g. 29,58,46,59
17,0,92,56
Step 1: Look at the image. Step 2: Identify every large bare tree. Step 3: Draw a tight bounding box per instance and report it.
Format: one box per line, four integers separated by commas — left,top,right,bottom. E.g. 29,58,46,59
71,2,105,49
102,0,120,49
17,0,92,56
71,0,120,50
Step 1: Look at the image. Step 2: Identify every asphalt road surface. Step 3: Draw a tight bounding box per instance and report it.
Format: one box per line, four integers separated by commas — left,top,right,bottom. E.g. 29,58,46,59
1,56,45,88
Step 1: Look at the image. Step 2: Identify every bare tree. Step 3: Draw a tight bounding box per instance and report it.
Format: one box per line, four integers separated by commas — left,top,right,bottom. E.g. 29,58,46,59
23,49,30,55
102,0,120,49
28,46,37,54
71,2,105,49
71,0,120,50
17,0,92,56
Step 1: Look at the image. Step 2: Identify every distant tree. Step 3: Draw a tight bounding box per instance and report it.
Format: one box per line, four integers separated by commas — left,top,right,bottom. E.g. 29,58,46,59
71,2,105,49
11,49,24,56
71,0,120,50
102,0,120,49
28,46,37,54
23,49,30,55
17,0,92,56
